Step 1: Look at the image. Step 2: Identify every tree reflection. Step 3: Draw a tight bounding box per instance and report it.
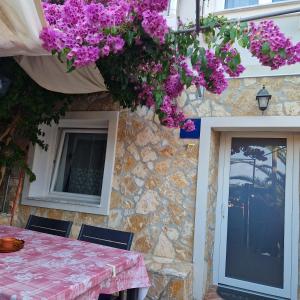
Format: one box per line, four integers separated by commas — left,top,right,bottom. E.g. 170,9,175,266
226,138,286,287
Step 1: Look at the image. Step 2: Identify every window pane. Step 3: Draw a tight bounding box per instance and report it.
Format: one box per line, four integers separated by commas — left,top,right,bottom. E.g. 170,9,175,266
226,138,286,288
54,132,107,196
272,0,288,2
225,0,258,9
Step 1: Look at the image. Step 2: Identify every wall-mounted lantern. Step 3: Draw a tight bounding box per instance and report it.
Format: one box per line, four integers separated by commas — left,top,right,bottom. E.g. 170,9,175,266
256,85,272,113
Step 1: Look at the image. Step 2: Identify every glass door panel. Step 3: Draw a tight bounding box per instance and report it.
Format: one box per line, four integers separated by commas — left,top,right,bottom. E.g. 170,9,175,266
226,138,286,288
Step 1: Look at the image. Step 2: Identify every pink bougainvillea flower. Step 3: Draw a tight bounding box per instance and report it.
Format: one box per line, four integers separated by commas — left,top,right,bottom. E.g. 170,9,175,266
249,20,300,69
40,2,300,131
141,10,169,44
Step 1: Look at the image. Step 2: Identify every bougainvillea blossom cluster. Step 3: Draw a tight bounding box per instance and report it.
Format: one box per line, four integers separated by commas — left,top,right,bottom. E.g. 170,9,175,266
131,0,169,17
41,0,169,64
164,74,184,99
192,50,228,95
249,20,300,69
41,1,300,131
220,43,246,77
141,11,169,44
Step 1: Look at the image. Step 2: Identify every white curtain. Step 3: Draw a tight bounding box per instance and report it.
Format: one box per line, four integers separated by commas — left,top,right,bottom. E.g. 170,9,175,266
54,132,107,196
0,0,107,93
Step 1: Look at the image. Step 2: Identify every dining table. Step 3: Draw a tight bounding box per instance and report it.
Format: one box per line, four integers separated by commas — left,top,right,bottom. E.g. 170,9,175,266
0,225,150,300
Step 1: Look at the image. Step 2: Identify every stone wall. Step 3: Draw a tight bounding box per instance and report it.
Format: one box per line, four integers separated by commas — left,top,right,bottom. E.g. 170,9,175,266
12,90,200,265
198,76,300,118
0,90,200,299
2,75,300,299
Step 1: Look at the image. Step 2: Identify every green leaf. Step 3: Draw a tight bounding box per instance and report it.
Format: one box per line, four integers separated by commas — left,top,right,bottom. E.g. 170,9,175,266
187,47,193,57
238,35,249,48
180,68,187,83
238,39,244,48
191,51,199,65
240,22,248,30
270,51,276,59
230,28,237,41
185,75,193,87
232,54,241,65
229,61,236,71
201,54,207,67
125,31,135,46
279,48,286,59
111,26,117,35
261,42,270,55
66,59,75,73
215,45,221,57
153,90,164,108
57,52,63,63
0,58,71,183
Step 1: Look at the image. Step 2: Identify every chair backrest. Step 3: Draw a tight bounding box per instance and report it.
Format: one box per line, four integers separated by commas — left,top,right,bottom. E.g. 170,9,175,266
78,224,134,250
25,215,73,237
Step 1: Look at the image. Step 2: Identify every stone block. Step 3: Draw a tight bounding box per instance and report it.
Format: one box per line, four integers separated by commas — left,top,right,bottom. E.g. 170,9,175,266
136,190,159,215
144,255,193,300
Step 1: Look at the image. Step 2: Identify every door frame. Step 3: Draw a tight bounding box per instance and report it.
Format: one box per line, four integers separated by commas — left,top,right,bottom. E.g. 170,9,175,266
193,116,300,300
216,132,294,298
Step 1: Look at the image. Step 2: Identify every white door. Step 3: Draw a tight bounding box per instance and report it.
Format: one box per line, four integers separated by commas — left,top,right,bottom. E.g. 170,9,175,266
217,133,295,299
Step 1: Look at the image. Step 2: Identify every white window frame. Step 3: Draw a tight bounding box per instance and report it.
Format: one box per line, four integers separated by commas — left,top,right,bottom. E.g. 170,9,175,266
22,111,119,215
215,0,292,11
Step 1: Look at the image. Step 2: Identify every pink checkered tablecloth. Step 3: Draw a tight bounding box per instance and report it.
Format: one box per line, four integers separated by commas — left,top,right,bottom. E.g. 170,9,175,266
0,225,150,300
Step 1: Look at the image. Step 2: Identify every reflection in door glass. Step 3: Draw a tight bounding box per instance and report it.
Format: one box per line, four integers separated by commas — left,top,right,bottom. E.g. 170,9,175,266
226,138,286,288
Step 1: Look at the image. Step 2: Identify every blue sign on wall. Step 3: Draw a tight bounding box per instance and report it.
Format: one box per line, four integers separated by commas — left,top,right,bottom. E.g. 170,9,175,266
180,118,201,139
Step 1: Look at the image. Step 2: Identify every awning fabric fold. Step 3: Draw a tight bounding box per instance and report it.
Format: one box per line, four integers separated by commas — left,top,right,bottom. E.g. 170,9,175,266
15,56,107,94
0,0,107,93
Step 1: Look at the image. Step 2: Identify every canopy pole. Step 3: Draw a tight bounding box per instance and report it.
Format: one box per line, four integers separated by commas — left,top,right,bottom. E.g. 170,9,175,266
176,7,300,34
196,0,200,33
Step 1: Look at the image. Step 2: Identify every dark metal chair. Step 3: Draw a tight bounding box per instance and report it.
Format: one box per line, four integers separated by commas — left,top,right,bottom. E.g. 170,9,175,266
78,224,134,300
78,224,134,250
25,215,73,237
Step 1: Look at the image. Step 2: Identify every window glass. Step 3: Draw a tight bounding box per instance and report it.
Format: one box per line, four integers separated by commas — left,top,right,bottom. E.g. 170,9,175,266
226,138,286,288
54,132,107,196
225,0,258,9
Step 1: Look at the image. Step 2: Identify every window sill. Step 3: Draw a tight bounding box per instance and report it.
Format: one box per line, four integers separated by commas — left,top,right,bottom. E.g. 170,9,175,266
22,196,109,215
0,213,11,217
214,0,300,16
